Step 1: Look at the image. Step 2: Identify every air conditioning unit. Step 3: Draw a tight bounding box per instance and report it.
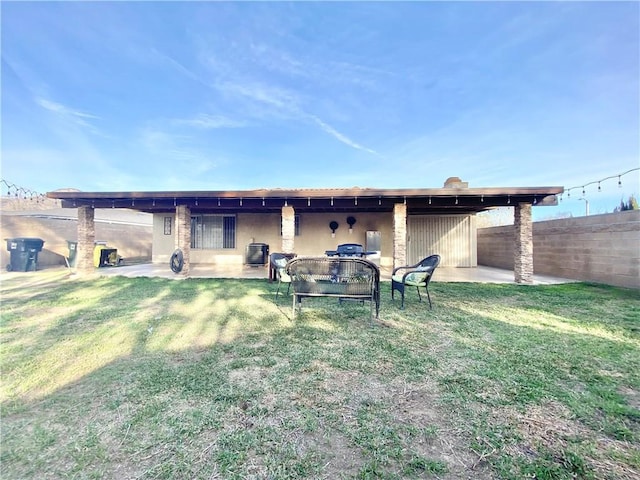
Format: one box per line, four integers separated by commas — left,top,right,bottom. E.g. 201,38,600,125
245,243,269,266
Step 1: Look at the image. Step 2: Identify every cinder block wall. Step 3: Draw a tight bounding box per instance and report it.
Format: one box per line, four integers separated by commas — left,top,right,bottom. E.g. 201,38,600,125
478,210,640,289
1,215,152,269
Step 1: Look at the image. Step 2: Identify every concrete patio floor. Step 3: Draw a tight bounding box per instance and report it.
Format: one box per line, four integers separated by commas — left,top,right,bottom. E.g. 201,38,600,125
94,262,574,285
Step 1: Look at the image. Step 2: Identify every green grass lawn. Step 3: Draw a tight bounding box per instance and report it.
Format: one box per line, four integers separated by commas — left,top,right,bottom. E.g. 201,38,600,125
1,270,639,479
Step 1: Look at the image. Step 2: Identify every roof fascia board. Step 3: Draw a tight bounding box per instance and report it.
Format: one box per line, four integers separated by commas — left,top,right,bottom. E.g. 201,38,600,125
48,186,564,200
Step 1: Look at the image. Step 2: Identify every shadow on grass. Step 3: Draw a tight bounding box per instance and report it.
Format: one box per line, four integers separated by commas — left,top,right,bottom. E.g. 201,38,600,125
1,278,453,479
1,275,638,479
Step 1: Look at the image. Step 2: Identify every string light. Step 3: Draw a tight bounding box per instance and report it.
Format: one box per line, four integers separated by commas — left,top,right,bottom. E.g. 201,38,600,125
563,167,639,200
1,179,46,203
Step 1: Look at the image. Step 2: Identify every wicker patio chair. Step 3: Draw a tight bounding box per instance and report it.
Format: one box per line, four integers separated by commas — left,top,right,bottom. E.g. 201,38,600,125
391,254,441,309
271,253,292,300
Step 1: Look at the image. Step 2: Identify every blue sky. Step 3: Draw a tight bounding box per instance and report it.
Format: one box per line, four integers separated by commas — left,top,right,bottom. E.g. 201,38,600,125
1,1,638,219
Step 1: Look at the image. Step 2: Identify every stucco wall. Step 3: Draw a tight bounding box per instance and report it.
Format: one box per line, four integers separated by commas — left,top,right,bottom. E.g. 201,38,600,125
152,211,394,266
1,212,152,269
477,210,640,288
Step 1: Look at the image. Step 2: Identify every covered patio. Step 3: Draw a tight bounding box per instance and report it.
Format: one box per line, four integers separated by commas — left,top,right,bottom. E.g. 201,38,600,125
93,262,574,285
48,178,564,283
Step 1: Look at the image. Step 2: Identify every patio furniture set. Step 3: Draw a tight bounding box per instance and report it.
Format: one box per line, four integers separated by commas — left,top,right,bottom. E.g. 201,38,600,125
270,244,440,323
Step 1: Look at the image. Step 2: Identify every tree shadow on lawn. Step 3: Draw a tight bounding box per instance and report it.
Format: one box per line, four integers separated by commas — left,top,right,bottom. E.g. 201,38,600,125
2,274,491,479
3,275,638,479
1,276,288,401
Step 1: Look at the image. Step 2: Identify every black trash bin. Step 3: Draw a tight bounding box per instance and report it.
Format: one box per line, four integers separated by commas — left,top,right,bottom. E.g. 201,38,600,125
5,237,45,272
67,240,78,268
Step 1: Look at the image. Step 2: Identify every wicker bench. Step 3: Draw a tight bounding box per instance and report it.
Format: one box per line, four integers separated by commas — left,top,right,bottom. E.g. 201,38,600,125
286,257,380,322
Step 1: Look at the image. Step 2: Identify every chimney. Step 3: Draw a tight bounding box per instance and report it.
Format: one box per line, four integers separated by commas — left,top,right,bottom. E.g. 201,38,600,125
443,176,469,189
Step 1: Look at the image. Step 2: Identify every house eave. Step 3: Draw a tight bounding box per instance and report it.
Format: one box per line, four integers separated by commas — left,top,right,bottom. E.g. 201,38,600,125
47,186,563,214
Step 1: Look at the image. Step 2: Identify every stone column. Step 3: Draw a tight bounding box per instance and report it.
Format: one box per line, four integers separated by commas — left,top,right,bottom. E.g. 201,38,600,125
175,205,191,276
77,206,95,276
393,203,407,270
514,202,533,284
281,205,295,253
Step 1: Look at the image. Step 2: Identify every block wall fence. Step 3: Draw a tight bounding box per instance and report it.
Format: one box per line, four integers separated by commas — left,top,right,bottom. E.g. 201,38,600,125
477,210,640,289
1,215,152,269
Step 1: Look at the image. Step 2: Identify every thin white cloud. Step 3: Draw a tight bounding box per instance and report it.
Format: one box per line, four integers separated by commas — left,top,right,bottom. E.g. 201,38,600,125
149,48,209,87
218,81,300,112
215,79,381,156
35,97,98,119
173,114,245,129
249,42,310,78
309,115,380,156
137,126,219,176
212,74,381,155
138,127,190,151
35,97,102,134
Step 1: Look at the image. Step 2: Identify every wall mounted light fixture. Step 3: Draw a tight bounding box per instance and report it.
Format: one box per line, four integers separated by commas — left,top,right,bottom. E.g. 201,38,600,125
329,220,339,238
346,216,356,234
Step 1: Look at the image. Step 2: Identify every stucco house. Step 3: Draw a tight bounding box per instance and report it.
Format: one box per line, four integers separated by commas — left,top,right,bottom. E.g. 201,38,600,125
47,177,563,283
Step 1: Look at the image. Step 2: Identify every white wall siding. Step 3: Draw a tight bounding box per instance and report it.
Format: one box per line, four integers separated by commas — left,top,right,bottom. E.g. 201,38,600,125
408,215,477,267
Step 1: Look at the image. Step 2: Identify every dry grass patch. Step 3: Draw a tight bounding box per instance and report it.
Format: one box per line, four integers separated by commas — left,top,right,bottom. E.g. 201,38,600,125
500,401,639,480
1,272,637,479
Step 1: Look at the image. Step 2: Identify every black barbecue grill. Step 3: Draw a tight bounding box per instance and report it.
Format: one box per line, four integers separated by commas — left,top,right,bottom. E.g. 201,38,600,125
325,243,376,258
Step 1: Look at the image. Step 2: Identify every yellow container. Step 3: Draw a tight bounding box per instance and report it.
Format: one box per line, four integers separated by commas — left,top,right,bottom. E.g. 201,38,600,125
93,245,106,268
93,245,118,267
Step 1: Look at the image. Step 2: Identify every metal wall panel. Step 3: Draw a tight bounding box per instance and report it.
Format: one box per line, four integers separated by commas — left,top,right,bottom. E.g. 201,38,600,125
407,215,477,267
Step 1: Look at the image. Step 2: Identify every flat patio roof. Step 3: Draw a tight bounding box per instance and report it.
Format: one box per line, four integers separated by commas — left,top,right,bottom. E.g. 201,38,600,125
47,185,563,214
